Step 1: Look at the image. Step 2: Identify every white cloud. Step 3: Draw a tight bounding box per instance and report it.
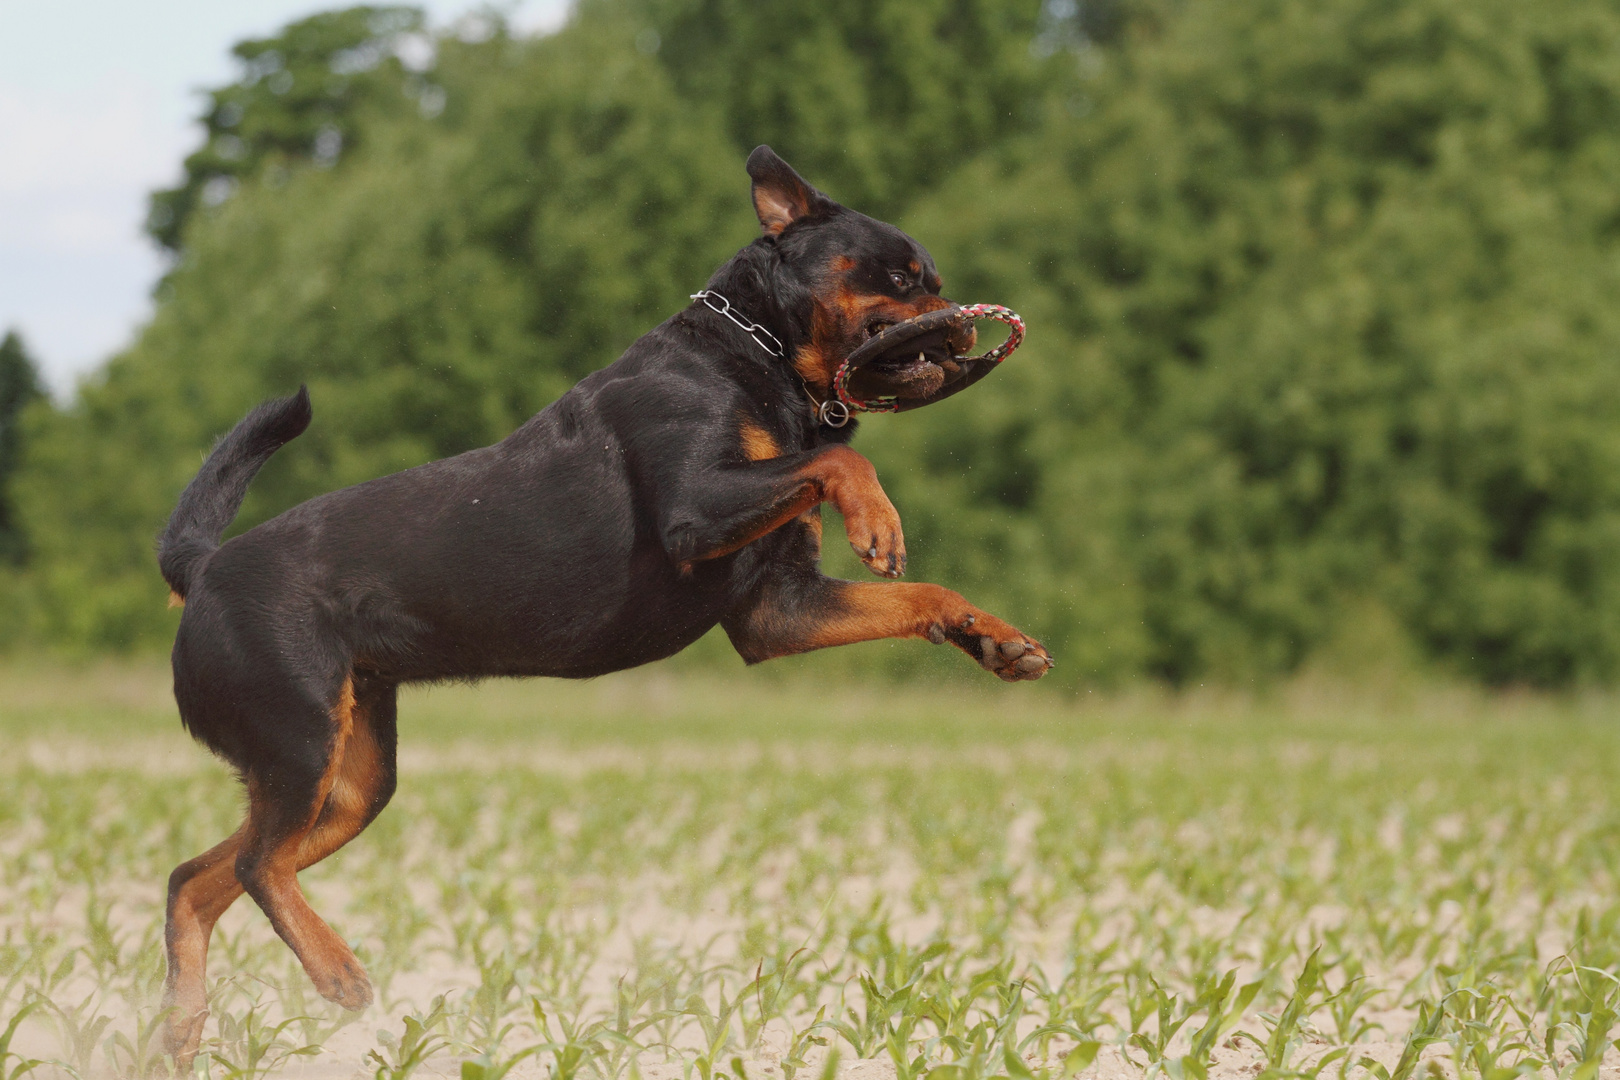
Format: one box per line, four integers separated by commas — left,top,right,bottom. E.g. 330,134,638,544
0,75,184,393
510,0,573,35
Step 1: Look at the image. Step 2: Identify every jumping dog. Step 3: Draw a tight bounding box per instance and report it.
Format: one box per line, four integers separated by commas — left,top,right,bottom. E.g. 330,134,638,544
156,146,1052,1065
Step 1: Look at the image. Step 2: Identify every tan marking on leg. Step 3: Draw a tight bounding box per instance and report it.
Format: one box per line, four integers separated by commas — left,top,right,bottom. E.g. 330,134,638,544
810,446,905,577
168,590,185,608
685,445,899,569
798,507,823,550
737,416,781,462
161,824,248,1067
785,581,1051,679
736,578,1050,679
794,581,957,650
238,677,375,1011
163,678,395,1066
300,699,385,866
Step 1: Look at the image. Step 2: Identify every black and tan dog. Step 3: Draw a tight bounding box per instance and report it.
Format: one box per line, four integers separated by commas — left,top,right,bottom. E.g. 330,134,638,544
155,146,1051,1065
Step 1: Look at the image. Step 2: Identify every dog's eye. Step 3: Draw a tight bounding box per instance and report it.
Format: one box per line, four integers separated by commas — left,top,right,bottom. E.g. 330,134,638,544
889,271,909,290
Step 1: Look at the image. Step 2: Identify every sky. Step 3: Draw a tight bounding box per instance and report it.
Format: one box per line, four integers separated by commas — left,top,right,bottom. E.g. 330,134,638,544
0,0,572,395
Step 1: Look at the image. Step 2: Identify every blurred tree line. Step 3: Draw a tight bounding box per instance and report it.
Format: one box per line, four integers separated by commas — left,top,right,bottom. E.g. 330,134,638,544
6,0,1620,687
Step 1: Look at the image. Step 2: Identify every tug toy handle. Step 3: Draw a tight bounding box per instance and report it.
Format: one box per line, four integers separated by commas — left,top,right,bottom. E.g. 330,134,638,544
828,303,1026,420
952,304,1025,366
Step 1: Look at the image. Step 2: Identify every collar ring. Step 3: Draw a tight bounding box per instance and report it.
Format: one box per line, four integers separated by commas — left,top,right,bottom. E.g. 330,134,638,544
817,399,852,428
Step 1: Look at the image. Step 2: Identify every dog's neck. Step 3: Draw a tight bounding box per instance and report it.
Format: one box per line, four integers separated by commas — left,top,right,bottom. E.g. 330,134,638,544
700,241,811,366
700,239,860,438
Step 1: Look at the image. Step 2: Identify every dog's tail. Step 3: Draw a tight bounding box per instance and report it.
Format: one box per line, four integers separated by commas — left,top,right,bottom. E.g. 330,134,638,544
158,385,312,601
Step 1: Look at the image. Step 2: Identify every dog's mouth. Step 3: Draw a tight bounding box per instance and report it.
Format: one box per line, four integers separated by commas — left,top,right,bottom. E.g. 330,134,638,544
847,320,957,398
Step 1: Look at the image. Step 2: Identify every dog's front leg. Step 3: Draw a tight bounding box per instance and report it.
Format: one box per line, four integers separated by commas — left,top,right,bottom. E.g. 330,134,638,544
660,445,906,578
723,572,1054,681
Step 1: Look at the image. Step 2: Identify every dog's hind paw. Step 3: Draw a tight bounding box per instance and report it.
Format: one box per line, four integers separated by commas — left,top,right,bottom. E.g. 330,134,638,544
309,950,374,1011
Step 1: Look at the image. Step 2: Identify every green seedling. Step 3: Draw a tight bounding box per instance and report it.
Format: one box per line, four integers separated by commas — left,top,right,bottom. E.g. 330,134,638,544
0,1000,48,1080
459,1042,547,1080
102,1006,178,1080
1325,972,1384,1046
1181,969,1262,1076
1235,949,1344,1074
203,1001,323,1080
368,997,453,1080
779,1006,831,1080
1439,966,1538,1080
1359,997,1449,1080
1544,964,1620,1080
40,992,112,1077
687,986,744,1080
1124,974,1193,1073
530,995,628,1080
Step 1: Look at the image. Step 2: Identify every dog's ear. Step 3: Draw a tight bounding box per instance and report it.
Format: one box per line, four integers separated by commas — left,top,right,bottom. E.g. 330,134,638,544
747,146,831,236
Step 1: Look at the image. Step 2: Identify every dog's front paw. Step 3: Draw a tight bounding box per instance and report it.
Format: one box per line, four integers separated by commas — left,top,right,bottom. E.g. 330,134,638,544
928,606,1053,681
975,632,1053,681
843,500,906,578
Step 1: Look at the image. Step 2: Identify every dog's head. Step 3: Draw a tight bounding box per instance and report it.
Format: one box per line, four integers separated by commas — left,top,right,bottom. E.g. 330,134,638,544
746,146,976,402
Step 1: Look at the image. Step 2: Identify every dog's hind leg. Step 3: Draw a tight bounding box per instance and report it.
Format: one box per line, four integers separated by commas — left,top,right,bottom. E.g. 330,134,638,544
160,673,398,1068
233,673,397,1010
294,673,398,873
160,825,248,1066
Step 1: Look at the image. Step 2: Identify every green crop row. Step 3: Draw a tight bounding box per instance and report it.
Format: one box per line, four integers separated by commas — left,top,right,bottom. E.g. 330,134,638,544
3,672,1620,1078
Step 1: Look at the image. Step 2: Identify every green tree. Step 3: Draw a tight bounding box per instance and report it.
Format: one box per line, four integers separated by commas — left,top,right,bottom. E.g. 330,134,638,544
618,0,1073,217
18,0,1620,688
0,330,43,565
893,0,1620,684
147,5,430,251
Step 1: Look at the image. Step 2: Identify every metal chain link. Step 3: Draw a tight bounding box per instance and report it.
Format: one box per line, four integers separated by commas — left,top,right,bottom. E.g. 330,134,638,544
690,291,785,358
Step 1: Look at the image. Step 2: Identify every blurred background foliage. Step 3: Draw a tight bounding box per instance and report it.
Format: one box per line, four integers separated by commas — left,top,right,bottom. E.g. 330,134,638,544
5,0,1620,688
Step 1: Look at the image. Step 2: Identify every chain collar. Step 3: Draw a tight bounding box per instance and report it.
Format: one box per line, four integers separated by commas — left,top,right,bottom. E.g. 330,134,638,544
690,290,784,357
690,290,852,427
